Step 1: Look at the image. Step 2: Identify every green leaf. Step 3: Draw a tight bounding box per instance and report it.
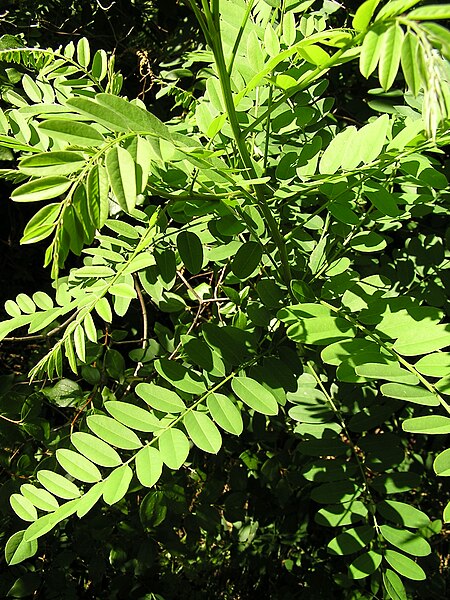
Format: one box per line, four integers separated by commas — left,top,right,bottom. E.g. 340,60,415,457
71,431,122,467
327,525,375,555
66,97,130,132
19,151,85,177
158,428,190,469
96,93,170,138
10,494,38,522
402,415,450,435
364,181,400,217
87,164,109,228
5,531,38,566
377,500,430,528
95,297,112,322
380,525,431,556
352,362,415,383
378,23,404,91
105,400,161,432
36,470,81,500
83,312,97,343
39,119,104,146
433,448,450,476
155,358,207,395
87,415,143,449
24,498,79,542
401,32,421,96
56,449,102,483
319,127,355,174
231,241,263,280
393,324,450,356
348,551,382,579
384,549,426,580
207,392,243,435
383,569,407,600
106,146,137,213
135,446,163,487
287,317,356,345
315,501,368,527
102,465,133,505
136,382,187,413
298,44,329,66
353,0,381,31
415,353,450,377
380,383,439,406
350,231,386,252
76,482,105,518
91,48,108,80
77,37,90,67
360,25,385,78
231,376,279,416
184,410,222,454
20,484,59,512
177,230,203,275
409,4,450,20
11,176,72,202
73,324,86,362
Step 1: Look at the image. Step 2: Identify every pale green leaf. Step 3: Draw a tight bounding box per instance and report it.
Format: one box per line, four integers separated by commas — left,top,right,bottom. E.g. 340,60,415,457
105,400,161,432
207,392,243,435
11,176,72,202
135,446,163,487
73,324,86,362
56,448,102,483
106,146,137,213
380,383,439,406
20,484,59,512
231,376,279,415
102,465,133,505
403,415,450,435
136,382,187,413
409,4,450,20
39,119,104,146
433,448,450,476
415,352,450,377
348,550,382,579
384,549,426,580
360,25,385,78
71,431,122,467
77,37,90,67
37,470,81,500
19,151,85,177
158,428,190,469
76,482,105,517
10,494,38,522
96,93,170,138
184,410,222,454
327,525,374,555
377,500,430,528
383,569,407,600
401,32,421,96
378,23,404,91
380,525,431,556
66,97,129,132
353,0,381,31
87,414,143,449
5,530,38,565
95,297,112,322
87,164,109,228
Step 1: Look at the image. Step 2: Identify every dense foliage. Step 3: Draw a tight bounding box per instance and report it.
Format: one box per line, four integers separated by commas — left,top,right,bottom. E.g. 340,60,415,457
0,1,450,598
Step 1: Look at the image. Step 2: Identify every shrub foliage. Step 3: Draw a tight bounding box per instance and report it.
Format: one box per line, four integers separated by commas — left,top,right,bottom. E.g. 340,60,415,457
1,0,450,597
